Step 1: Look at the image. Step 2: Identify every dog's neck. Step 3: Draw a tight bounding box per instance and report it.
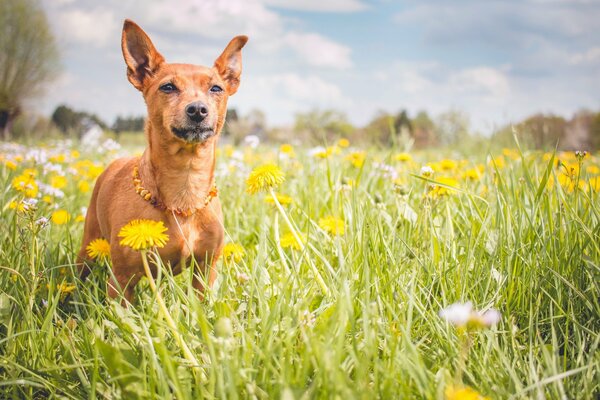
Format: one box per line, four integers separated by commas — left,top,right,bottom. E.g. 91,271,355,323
139,123,217,214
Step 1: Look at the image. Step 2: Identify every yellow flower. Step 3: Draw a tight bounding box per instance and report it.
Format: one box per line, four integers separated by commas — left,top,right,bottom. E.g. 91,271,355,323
86,238,111,262
49,154,66,163
4,160,17,170
246,164,285,194
75,215,85,222
488,156,505,169
48,282,76,300
9,201,26,212
280,144,295,155
71,150,80,159
337,138,350,148
395,152,412,162
78,180,90,193
445,385,490,400
264,192,293,206
319,216,345,236
42,195,53,204
502,148,519,160
463,168,481,181
589,176,600,192
440,159,458,171
428,177,459,197
222,243,245,265
118,219,169,251
280,232,306,250
51,210,71,225
12,174,38,198
346,151,365,168
51,175,68,189
586,165,600,175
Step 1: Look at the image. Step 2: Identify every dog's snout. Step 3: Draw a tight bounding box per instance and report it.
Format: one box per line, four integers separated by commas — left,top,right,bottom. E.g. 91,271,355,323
185,101,209,122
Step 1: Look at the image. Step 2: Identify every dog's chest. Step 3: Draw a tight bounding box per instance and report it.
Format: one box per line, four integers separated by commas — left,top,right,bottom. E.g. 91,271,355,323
167,217,223,263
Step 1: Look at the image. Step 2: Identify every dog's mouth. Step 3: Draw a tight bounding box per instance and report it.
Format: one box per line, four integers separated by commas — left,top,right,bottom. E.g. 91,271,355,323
171,125,216,143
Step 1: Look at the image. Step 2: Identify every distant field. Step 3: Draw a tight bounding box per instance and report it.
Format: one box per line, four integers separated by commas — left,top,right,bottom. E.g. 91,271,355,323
0,138,598,399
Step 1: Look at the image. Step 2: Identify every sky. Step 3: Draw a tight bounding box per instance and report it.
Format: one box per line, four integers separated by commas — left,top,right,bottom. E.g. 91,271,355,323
40,0,600,134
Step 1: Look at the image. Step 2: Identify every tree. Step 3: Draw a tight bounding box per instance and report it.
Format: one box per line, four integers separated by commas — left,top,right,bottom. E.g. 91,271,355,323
412,110,437,148
0,0,60,140
51,105,108,137
294,109,354,143
434,110,469,146
112,115,145,134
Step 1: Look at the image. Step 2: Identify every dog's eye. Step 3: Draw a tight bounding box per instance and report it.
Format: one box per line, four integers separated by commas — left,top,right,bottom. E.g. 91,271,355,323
159,83,177,93
210,85,223,93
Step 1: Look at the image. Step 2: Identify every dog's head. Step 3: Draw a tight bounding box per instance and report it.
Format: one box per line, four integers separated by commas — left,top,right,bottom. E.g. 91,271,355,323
121,19,247,144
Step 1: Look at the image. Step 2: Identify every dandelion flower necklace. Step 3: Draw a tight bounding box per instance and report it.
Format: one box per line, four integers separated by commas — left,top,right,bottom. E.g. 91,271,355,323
132,164,218,217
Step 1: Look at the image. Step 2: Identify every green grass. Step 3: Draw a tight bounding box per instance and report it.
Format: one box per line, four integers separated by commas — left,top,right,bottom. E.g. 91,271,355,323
0,141,598,399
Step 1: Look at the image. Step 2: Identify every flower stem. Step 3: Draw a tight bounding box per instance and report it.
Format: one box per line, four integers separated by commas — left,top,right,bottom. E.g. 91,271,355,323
269,188,329,295
140,250,200,373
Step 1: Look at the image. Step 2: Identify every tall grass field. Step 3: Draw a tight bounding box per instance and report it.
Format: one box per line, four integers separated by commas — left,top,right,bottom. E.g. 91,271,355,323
0,138,598,399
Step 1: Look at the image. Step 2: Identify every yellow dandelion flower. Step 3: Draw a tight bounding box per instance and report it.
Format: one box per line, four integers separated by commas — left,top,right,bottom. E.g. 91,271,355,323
440,159,458,171
337,138,350,148
428,177,459,197
51,175,68,189
118,219,169,251
246,164,285,194
49,154,66,163
463,168,481,181
75,215,85,222
78,180,90,193
280,232,306,250
280,144,295,155
88,165,104,179
319,216,345,236
589,176,600,192
346,151,366,168
12,174,38,198
42,195,53,204
22,168,37,177
48,282,76,300
586,165,600,175
222,243,245,265
502,148,519,160
4,160,17,170
9,201,26,212
395,152,412,162
51,210,71,225
488,156,505,169
71,150,80,159
264,192,293,206
445,385,490,400
86,238,111,262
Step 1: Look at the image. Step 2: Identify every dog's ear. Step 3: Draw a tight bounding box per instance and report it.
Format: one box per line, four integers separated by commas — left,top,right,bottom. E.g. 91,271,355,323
121,19,165,91
214,36,248,95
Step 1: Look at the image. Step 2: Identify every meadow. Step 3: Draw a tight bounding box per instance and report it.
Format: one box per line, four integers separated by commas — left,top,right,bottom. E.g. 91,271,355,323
0,136,598,399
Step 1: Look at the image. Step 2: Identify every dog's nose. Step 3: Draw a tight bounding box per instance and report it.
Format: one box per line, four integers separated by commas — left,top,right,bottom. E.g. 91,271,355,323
185,102,209,123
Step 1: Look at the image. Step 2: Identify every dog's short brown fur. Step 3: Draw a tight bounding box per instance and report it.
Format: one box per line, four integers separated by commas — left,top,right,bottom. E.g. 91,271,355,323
78,19,247,302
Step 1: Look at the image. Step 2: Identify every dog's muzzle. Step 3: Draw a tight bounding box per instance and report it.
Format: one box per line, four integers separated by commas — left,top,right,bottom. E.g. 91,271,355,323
171,126,216,143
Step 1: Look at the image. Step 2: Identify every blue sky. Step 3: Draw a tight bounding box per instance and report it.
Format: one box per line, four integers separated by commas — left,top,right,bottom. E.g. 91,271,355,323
41,0,600,134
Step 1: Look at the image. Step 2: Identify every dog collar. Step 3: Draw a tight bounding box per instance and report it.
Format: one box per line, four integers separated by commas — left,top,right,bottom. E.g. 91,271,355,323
132,165,218,217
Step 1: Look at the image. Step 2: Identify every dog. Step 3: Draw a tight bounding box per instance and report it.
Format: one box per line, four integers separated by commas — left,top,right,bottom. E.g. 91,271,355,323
78,19,247,302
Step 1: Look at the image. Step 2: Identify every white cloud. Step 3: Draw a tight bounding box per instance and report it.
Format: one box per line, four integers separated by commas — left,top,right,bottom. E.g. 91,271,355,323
262,0,368,13
234,73,350,125
54,8,118,47
283,32,352,69
570,47,600,66
449,67,510,98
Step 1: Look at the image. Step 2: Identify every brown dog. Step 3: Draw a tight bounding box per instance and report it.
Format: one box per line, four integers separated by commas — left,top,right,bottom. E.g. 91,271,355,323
78,19,247,302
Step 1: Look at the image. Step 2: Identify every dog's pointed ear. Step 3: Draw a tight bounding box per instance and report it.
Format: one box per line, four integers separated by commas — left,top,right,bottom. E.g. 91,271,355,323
214,36,248,96
121,19,165,91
